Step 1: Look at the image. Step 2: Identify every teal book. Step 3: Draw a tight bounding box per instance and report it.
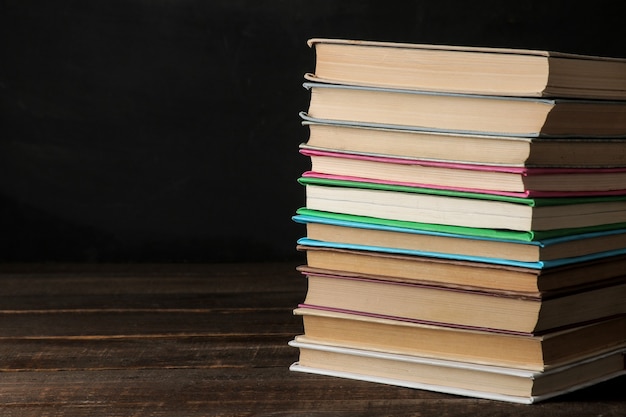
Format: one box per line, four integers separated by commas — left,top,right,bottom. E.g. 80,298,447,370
297,237,626,270
293,208,626,267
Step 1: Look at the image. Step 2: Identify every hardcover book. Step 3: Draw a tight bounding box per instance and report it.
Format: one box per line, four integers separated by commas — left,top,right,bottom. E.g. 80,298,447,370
300,176,626,232
302,115,626,168
304,82,626,138
294,208,626,265
297,247,626,298
300,146,626,196
290,339,626,404
298,269,626,333
294,307,626,372
306,38,626,100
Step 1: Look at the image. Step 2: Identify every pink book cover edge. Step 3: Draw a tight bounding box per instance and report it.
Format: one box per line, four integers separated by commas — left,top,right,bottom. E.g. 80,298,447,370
300,147,626,175
301,171,626,198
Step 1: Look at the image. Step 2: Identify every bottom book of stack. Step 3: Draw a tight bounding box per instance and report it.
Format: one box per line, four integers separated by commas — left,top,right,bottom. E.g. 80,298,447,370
289,339,626,404
289,307,626,404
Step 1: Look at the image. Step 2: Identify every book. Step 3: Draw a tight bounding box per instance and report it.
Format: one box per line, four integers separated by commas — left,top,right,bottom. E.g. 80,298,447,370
294,208,626,265
302,115,626,168
300,146,626,196
289,339,626,404
299,269,626,333
298,245,626,294
295,207,626,242
306,38,626,100
293,307,626,371
293,37,626,404
298,237,626,270
300,176,626,232
304,82,626,138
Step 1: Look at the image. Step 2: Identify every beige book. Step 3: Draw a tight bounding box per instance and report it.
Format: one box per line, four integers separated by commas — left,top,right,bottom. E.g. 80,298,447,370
294,307,626,371
307,38,626,100
290,338,626,404
300,269,626,333
303,117,626,168
305,82,626,138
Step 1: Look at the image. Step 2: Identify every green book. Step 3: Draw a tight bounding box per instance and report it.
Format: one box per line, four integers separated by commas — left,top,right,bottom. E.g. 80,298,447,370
298,176,626,233
294,207,626,242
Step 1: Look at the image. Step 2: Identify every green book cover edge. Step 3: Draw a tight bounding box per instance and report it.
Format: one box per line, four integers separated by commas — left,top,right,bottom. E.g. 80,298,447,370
295,208,626,242
298,176,626,207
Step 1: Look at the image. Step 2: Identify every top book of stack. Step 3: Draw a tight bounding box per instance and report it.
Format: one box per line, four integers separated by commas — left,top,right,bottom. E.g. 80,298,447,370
306,38,626,100
304,39,626,138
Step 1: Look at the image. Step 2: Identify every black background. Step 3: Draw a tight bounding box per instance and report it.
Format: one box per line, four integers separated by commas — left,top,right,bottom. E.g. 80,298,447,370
2,1,625,263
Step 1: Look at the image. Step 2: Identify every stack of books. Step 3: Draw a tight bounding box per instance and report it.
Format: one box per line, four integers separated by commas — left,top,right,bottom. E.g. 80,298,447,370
289,38,626,404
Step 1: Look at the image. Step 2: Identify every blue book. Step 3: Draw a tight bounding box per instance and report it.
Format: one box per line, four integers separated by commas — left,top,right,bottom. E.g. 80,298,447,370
294,208,626,269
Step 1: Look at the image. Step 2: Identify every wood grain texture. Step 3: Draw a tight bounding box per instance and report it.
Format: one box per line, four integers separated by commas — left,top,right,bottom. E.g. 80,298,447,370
0,262,623,416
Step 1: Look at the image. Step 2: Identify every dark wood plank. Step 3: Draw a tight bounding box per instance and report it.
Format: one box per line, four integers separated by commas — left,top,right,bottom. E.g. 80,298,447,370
0,368,623,417
0,262,623,416
0,336,296,371
0,262,306,309
0,309,302,337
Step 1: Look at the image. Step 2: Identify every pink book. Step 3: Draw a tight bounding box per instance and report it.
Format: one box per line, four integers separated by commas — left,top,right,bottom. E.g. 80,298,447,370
300,147,626,197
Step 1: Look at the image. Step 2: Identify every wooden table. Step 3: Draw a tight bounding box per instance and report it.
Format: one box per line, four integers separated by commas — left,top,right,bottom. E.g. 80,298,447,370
0,262,623,416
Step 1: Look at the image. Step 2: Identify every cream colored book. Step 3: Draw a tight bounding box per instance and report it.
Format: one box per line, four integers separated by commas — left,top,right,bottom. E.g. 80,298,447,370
301,145,626,195
304,82,626,138
306,38,626,100
289,339,626,404
301,178,626,232
300,269,626,333
298,247,626,294
302,116,626,168
294,307,626,372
